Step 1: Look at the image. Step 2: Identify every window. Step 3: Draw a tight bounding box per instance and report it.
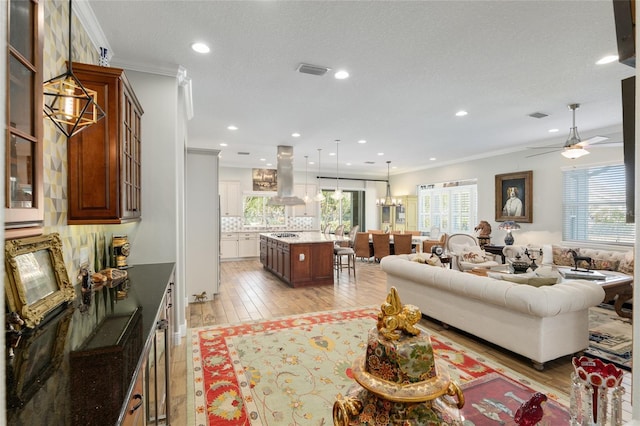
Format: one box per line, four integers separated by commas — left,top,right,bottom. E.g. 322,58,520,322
562,163,634,244
417,180,477,234
242,194,285,227
320,189,365,232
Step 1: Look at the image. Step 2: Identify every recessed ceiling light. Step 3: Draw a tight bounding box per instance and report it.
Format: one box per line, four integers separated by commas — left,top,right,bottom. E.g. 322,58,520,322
309,161,315,165
392,166,398,169
266,163,272,167
334,70,350,80
358,139,367,144
227,125,238,130
191,42,210,54
548,128,560,133
329,152,336,156
219,143,228,147
346,162,352,166
455,110,468,117
429,157,436,161
291,132,301,137
260,158,266,161
377,152,384,156
596,55,618,65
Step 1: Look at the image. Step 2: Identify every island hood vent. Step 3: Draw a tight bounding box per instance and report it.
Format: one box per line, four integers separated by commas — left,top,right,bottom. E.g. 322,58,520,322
267,145,305,206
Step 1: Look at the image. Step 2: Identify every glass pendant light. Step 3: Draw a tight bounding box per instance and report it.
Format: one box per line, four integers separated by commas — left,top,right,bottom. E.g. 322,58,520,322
561,104,590,159
314,149,325,201
331,139,343,200
303,155,311,203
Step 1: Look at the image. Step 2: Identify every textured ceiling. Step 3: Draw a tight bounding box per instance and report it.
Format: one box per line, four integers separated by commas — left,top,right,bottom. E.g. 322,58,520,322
87,0,634,178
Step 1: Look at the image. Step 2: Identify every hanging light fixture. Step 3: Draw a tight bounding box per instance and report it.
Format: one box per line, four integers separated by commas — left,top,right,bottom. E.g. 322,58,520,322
303,155,311,203
376,161,400,206
561,103,590,159
331,139,343,200
314,149,325,201
43,0,105,138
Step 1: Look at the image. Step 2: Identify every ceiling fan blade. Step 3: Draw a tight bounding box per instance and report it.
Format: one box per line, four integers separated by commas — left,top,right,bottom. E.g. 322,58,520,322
577,136,608,147
526,149,561,158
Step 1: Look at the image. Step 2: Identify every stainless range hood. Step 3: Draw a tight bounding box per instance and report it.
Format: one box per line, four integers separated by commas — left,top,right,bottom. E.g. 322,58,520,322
267,145,305,206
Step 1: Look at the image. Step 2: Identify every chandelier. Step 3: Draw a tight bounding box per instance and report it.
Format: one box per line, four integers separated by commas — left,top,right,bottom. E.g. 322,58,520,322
43,0,105,138
376,161,400,206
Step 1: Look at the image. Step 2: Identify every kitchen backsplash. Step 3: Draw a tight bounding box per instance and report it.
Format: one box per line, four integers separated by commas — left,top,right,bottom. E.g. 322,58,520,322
221,217,315,232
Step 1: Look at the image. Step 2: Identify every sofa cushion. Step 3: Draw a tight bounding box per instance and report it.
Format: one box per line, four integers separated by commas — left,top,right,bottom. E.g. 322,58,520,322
591,258,620,271
552,245,578,267
618,251,634,275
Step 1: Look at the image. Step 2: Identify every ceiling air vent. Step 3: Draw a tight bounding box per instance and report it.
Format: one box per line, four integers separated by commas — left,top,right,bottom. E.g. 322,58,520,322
237,152,250,155
364,161,376,165
528,112,549,119
297,63,331,76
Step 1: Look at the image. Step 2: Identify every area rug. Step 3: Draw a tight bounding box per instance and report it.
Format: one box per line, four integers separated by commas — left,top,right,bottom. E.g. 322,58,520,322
188,307,569,425
586,304,633,371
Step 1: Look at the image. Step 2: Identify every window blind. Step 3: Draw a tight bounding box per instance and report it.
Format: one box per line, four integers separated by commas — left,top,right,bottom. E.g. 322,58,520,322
562,164,634,244
417,180,477,234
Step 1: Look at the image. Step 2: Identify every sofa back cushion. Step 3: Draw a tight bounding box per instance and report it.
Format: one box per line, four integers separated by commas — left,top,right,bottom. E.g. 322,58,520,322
551,245,577,267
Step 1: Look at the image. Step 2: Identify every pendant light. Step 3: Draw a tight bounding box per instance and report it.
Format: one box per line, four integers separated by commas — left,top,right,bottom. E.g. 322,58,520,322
376,161,398,206
561,104,590,159
314,149,325,201
43,0,105,138
303,155,311,203
331,139,343,201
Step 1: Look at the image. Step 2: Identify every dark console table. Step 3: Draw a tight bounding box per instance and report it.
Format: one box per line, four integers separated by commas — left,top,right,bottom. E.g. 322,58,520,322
6,263,175,426
483,244,506,263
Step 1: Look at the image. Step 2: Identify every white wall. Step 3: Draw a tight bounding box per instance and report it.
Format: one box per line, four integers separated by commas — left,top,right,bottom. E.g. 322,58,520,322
392,144,625,246
123,71,179,264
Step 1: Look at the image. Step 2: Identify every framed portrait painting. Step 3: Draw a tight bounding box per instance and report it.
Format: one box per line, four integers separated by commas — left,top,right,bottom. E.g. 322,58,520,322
495,170,533,223
5,233,75,328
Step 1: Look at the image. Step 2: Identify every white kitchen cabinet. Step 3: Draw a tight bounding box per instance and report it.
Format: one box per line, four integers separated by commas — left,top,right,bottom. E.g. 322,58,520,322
292,183,317,217
221,232,239,259
238,232,259,257
220,181,241,216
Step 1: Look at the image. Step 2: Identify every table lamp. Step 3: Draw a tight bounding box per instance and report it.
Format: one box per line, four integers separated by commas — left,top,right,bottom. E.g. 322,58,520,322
498,221,520,245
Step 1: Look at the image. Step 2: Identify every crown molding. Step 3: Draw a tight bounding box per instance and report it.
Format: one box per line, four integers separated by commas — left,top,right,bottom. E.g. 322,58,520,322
109,58,183,78
74,0,111,55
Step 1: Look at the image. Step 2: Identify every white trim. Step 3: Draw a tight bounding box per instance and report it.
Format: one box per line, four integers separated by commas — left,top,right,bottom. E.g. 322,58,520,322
560,159,622,172
74,0,111,54
110,58,182,78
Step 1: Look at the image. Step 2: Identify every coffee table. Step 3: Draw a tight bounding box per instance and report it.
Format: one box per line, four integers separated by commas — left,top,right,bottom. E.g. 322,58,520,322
474,265,633,319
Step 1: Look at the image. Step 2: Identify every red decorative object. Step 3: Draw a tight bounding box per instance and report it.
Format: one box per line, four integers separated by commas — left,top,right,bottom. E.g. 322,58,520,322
514,392,547,426
572,356,624,420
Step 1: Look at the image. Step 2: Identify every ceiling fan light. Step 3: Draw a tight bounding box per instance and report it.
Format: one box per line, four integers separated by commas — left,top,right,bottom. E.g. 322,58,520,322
562,147,590,159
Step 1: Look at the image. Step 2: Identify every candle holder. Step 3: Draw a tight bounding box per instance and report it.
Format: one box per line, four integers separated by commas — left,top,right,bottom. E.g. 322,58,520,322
570,356,624,425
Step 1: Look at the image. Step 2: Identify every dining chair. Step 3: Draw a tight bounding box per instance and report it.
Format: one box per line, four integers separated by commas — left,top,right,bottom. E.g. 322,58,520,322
368,229,384,234
392,233,413,255
372,233,391,262
323,223,332,235
423,233,447,254
407,230,422,236
347,225,360,246
354,232,374,262
334,224,345,237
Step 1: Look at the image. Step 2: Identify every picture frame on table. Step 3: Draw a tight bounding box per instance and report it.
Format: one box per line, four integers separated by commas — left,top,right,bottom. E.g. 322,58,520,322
5,233,75,328
495,170,533,223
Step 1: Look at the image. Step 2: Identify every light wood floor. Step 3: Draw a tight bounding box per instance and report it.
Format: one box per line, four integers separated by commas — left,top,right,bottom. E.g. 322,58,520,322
169,258,632,424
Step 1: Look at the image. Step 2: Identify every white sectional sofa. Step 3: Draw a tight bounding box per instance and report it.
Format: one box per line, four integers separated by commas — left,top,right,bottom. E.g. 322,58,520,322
380,254,606,370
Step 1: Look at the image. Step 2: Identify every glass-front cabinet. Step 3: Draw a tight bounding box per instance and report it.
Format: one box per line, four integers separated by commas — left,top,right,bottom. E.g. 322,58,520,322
6,0,44,238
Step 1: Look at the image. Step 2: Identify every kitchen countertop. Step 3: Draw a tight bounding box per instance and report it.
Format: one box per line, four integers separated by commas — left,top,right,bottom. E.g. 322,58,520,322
6,262,175,426
260,231,347,244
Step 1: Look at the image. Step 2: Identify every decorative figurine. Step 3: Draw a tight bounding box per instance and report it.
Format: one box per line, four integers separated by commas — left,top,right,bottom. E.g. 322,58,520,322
475,220,492,248
569,249,593,272
193,291,208,303
376,286,421,340
333,286,464,425
514,392,547,426
6,311,24,358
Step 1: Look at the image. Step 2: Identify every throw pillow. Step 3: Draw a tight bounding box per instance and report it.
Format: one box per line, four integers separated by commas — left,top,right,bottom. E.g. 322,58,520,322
461,251,487,264
552,245,578,267
426,255,443,267
411,254,428,264
618,250,634,275
591,258,620,271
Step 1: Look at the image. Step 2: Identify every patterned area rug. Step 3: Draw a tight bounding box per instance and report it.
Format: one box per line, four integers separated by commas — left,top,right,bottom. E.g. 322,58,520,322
188,307,569,425
586,304,633,371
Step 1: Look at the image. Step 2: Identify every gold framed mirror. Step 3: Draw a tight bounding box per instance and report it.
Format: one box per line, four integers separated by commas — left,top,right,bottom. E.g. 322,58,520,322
5,233,75,327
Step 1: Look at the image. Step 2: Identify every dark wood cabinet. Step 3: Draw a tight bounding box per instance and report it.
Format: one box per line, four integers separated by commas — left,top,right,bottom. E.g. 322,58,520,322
5,0,45,238
260,234,334,287
67,62,143,224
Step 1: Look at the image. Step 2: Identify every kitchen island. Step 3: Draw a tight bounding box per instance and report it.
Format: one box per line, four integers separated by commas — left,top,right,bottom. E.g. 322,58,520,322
260,232,339,287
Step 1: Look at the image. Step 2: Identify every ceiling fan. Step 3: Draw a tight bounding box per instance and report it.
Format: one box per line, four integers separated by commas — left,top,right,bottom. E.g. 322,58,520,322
526,103,616,159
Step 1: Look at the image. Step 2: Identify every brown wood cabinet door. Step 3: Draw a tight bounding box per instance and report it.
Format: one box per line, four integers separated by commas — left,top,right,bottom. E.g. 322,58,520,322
121,367,146,426
67,63,143,224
